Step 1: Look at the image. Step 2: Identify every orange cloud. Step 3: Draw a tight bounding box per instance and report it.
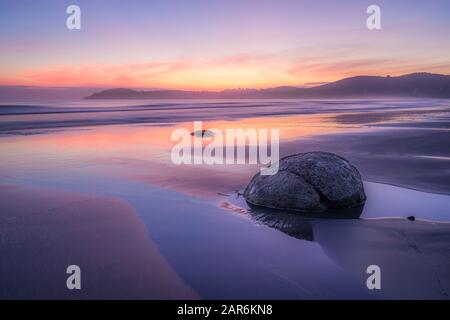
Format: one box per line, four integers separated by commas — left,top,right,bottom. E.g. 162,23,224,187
17,53,290,90
4,52,450,90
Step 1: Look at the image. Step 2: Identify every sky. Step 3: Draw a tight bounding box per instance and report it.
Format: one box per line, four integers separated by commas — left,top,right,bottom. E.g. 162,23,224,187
1,0,450,90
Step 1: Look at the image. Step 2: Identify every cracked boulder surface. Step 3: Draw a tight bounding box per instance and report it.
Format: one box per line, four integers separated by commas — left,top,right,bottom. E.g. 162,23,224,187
243,152,366,213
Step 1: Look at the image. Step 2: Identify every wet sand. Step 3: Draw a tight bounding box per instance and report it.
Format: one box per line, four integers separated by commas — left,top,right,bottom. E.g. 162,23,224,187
223,194,450,299
1,98,450,299
0,184,196,299
282,128,450,195
314,218,450,299
2,181,449,299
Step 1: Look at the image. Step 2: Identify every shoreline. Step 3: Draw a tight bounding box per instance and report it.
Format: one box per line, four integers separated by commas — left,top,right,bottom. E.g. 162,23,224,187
1,98,449,299
2,180,450,299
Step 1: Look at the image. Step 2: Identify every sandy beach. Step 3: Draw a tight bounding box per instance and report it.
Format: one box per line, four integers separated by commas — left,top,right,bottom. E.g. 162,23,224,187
0,184,196,299
313,218,450,299
1,98,450,299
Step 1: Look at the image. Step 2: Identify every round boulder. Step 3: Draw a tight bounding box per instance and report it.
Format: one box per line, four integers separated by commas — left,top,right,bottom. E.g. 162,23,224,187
243,152,366,213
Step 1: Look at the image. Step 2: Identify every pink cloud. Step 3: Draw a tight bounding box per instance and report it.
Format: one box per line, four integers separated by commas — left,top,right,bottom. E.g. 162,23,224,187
8,52,450,89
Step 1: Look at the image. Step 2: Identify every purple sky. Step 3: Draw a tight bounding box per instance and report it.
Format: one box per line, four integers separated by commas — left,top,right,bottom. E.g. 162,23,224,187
1,0,449,89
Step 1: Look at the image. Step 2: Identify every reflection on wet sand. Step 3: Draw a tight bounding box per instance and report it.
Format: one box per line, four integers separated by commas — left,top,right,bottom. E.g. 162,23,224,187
222,192,450,299
1,99,450,299
0,113,362,198
0,184,197,299
221,192,363,242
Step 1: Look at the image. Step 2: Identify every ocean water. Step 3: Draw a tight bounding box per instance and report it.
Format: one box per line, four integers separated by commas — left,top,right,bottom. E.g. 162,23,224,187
1,98,449,131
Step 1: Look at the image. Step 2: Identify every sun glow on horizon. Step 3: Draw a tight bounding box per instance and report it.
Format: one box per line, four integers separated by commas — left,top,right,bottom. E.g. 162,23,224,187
2,54,450,91
1,0,450,90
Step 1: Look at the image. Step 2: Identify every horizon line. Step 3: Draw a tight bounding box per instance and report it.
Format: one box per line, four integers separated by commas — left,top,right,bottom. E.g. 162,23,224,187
1,72,448,93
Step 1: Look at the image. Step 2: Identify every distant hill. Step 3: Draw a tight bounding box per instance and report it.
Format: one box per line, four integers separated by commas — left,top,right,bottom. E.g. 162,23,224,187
84,73,450,99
